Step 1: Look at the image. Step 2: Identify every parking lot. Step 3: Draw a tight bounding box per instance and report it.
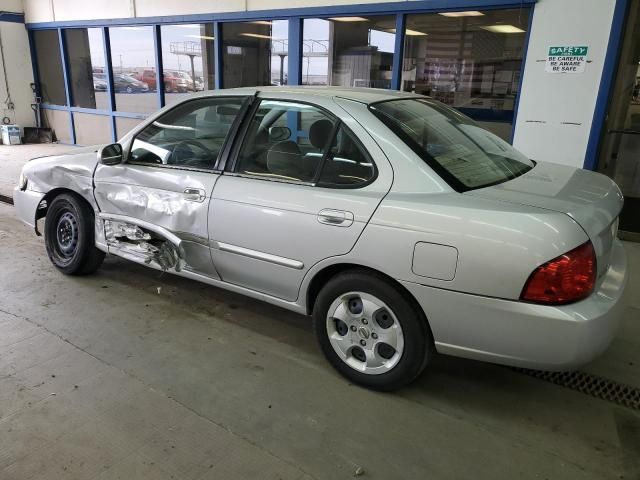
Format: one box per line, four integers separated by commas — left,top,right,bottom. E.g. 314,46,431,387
0,145,639,479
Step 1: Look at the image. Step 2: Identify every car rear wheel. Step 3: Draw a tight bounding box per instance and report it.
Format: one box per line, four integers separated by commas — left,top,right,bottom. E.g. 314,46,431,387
44,193,105,275
313,270,432,391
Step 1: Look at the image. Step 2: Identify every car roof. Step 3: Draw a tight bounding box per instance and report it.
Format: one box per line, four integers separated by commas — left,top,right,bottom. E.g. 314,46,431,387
189,86,420,105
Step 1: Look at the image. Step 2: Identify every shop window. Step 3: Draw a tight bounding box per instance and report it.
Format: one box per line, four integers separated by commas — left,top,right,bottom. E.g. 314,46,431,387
65,28,108,110
161,24,215,106
116,117,144,139
41,109,71,143
302,16,396,88
401,8,531,140
33,30,67,105
221,20,289,88
73,113,112,145
109,26,157,114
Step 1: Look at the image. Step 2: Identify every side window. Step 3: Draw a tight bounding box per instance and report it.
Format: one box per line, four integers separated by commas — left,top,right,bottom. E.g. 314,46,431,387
129,96,245,170
317,125,376,187
235,100,336,183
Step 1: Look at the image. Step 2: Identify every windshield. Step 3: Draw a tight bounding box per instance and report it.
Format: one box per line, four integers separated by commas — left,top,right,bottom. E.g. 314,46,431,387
370,98,534,191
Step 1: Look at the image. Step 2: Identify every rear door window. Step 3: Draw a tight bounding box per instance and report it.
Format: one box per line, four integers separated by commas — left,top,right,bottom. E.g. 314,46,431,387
234,100,336,183
317,125,376,187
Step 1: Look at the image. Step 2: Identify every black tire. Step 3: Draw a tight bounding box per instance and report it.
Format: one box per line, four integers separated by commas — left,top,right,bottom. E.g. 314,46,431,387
44,193,105,275
312,270,433,391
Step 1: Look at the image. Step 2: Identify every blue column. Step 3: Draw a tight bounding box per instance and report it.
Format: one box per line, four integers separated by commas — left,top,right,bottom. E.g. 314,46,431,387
584,0,630,170
153,25,165,108
288,18,302,86
27,30,41,101
102,27,117,142
391,14,406,91
58,28,76,144
214,22,223,89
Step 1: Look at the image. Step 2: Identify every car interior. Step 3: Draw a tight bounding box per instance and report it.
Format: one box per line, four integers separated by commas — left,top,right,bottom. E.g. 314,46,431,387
129,100,242,169
237,103,374,185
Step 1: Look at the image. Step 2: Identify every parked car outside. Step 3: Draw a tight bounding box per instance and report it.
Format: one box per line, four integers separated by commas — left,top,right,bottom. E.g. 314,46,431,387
166,70,194,92
113,74,149,93
13,87,628,391
134,69,181,93
93,75,107,92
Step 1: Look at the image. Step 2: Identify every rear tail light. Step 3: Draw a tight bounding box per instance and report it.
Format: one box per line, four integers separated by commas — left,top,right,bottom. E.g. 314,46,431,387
520,241,596,305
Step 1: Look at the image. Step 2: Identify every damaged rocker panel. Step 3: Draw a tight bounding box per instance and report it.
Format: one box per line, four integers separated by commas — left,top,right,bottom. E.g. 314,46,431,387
100,213,186,272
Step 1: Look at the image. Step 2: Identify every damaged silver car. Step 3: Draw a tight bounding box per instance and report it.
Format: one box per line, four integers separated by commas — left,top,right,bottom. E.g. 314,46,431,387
14,87,628,390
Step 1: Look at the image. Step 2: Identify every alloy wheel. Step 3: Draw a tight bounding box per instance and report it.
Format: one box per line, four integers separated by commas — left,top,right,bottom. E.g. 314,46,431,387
326,291,405,375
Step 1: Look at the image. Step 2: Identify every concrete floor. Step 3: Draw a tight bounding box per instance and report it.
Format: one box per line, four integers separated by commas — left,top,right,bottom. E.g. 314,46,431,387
0,144,78,197
1,150,640,479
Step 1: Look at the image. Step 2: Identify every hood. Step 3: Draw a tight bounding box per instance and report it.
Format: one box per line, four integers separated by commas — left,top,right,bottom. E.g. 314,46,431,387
29,145,98,163
466,161,623,240
25,146,101,187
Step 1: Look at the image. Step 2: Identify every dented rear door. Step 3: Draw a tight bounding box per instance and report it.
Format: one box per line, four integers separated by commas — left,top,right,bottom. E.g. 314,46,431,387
93,95,250,276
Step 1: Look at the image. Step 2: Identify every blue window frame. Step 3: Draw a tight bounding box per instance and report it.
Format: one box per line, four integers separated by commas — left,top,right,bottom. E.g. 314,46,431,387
27,0,536,146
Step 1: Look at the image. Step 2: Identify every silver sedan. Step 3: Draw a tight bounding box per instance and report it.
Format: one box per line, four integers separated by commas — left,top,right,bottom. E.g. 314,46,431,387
14,87,627,390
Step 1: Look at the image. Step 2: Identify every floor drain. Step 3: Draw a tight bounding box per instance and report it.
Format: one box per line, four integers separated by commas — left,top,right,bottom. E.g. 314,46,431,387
514,368,640,411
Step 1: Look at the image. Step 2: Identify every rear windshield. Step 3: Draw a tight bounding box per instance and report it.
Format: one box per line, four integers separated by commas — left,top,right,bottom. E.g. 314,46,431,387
369,98,533,191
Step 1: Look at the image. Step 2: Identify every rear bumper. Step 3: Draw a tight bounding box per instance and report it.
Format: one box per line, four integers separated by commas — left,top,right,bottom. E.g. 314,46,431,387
13,187,45,229
401,239,628,370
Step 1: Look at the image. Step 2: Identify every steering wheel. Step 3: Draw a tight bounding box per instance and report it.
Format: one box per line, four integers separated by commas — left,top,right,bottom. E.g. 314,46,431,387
168,139,211,165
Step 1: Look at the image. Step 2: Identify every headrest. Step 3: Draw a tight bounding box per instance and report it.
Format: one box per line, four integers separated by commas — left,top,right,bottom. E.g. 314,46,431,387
308,119,333,150
266,141,305,179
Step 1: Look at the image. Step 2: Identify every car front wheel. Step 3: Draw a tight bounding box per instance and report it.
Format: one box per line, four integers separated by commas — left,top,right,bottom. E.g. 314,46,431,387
313,270,432,391
44,193,105,275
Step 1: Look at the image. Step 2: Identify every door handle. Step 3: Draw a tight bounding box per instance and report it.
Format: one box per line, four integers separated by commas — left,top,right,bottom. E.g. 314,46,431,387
183,188,206,202
317,209,354,227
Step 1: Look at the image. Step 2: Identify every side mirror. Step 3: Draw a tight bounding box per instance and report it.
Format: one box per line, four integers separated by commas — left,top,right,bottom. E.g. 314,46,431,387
269,126,291,142
98,143,123,166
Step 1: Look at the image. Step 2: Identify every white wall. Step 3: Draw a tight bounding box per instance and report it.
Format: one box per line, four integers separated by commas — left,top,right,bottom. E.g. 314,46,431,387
513,0,616,167
24,0,406,22
0,21,36,131
0,0,24,12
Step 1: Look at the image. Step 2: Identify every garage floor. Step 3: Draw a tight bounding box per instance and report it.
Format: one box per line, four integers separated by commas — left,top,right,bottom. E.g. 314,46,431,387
1,146,640,479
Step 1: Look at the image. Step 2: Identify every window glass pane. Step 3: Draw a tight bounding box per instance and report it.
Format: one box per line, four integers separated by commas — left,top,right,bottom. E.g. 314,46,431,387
318,126,375,187
109,26,156,113
73,113,112,145
160,24,215,106
65,28,108,110
401,8,530,140
129,97,245,169
370,98,533,190
236,100,335,182
221,20,288,88
42,109,71,143
33,30,66,105
302,16,395,88
116,117,144,139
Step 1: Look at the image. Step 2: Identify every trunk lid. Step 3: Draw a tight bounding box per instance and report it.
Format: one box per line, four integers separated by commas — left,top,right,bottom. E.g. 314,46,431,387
466,161,623,278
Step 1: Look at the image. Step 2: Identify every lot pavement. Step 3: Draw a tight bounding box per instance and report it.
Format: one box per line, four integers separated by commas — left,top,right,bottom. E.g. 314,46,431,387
0,174,639,478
